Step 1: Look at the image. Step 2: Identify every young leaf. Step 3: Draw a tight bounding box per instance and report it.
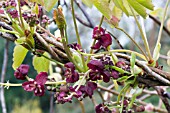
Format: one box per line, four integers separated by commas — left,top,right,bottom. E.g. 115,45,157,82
30,0,58,12
153,43,161,61
12,45,28,70
82,0,93,8
127,0,147,18
113,0,129,16
93,0,112,19
167,50,170,66
33,52,50,73
130,52,136,69
136,0,154,10
44,0,58,12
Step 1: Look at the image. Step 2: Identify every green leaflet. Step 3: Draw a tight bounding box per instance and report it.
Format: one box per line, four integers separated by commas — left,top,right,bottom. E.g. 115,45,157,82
113,0,129,16
112,6,123,20
33,52,50,73
12,45,28,70
93,0,112,19
136,0,154,10
130,52,136,70
153,43,161,61
82,0,93,8
127,0,147,18
30,0,58,12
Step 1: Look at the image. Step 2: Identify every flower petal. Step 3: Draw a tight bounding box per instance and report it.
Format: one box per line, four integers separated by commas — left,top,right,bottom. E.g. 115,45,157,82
22,81,35,91
35,72,48,85
100,34,112,48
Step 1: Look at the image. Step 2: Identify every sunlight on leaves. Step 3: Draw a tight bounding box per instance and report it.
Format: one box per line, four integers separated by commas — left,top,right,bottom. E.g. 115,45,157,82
33,52,50,73
12,45,28,70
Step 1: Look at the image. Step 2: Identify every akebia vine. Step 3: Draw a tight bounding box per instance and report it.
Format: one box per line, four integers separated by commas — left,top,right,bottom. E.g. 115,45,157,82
0,0,170,113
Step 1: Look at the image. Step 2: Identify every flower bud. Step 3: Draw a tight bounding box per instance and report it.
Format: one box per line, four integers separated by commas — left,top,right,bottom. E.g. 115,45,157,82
53,5,66,30
14,64,29,80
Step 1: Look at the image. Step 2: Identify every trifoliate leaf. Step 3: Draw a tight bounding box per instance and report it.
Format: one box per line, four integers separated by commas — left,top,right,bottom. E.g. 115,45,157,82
33,52,50,73
12,45,28,70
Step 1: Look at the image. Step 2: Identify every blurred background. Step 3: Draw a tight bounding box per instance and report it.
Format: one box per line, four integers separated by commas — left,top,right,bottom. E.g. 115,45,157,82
0,0,170,113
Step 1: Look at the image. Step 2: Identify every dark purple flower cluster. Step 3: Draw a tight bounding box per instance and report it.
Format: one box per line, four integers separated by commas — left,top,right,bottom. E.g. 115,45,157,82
3,0,17,7
68,43,83,52
87,56,128,83
22,13,39,27
14,64,47,96
41,15,50,25
64,62,79,83
95,103,112,113
14,64,29,80
7,9,18,18
92,27,112,49
22,72,47,96
54,81,97,104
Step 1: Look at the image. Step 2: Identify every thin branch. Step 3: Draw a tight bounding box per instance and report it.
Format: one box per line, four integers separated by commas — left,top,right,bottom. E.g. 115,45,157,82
0,40,9,113
98,85,167,113
74,0,95,28
154,86,170,113
79,100,85,113
35,32,61,62
115,53,170,85
49,93,54,113
149,15,170,36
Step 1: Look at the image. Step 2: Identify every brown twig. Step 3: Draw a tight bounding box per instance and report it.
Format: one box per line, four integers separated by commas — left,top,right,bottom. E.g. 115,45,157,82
154,86,170,113
35,32,61,62
79,100,85,113
149,14,170,36
98,85,167,113
0,40,9,113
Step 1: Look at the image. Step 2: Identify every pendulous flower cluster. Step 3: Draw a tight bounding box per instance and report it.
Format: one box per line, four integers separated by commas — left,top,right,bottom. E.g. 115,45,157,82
92,27,112,49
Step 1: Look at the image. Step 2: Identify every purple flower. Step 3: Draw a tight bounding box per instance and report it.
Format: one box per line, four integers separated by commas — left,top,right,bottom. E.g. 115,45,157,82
0,9,4,14
7,9,18,18
87,60,111,82
14,64,29,80
69,43,83,52
92,27,112,49
22,72,48,96
95,103,112,113
64,62,79,83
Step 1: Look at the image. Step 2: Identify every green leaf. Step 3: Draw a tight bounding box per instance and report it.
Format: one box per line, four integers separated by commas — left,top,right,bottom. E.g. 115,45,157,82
127,0,147,18
136,0,154,10
153,43,161,61
112,6,123,20
44,0,58,12
82,0,93,8
113,0,129,16
117,76,128,82
30,0,58,12
130,52,136,69
93,0,112,19
26,34,35,49
33,52,50,73
12,45,28,70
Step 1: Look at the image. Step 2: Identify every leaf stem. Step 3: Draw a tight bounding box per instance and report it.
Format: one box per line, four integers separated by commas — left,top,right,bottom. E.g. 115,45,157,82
17,0,25,30
115,26,148,61
71,0,86,71
153,0,170,60
129,6,152,61
79,49,147,61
